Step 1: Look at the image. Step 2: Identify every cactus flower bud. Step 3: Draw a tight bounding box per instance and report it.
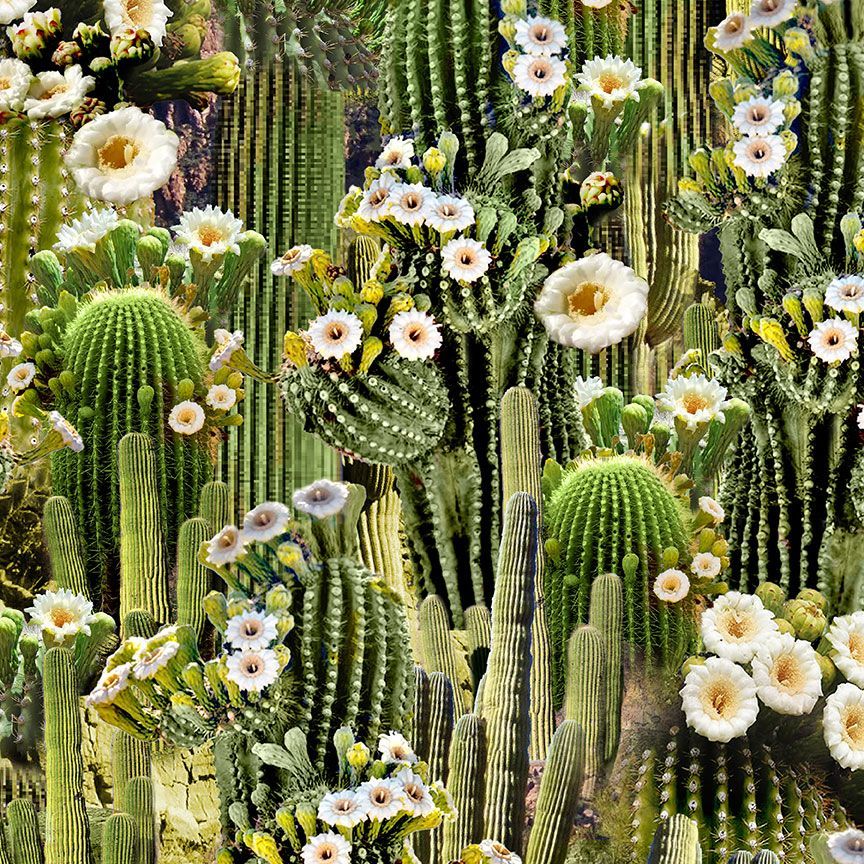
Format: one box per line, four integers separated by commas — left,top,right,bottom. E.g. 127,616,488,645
580,171,622,209
422,146,447,176
7,8,62,61
784,598,827,641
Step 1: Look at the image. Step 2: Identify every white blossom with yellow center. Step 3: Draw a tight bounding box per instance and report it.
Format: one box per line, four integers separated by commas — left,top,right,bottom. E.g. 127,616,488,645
680,656,759,742
656,374,731,431
103,0,173,43
26,589,97,646
700,591,779,663
751,633,822,715
576,55,642,108
828,611,864,688
823,683,864,770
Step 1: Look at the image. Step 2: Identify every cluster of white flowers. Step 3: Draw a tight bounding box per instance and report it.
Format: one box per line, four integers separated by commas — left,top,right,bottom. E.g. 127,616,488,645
298,731,454,864
800,274,864,364
510,15,569,100
823,612,864,770
711,0,796,53
205,500,293,567
683,592,825,741
0,56,94,118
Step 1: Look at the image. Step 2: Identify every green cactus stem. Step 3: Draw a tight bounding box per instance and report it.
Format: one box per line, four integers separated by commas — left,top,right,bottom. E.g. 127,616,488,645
647,814,701,864
100,813,138,864
5,798,43,864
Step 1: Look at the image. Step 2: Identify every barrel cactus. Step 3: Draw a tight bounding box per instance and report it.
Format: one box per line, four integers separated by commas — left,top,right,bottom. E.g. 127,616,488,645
8,209,264,611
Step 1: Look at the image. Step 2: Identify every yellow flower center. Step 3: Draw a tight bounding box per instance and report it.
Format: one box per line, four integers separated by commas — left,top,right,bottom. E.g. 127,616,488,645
701,678,738,719
405,324,426,343
218,532,237,550
567,280,608,319
439,203,458,218
747,141,771,162
316,844,339,862
660,575,681,593
531,24,552,43
719,610,755,641
178,408,197,424
400,192,422,211
0,77,11,90
326,323,348,343
197,225,224,247
849,632,864,663
598,73,623,94
682,393,710,414
369,188,389,207
530,61,551,82
841,703,864,748
772,654,804,693
122,0,154,28
40,83,68,100
747,105,767,123
370,787,392,806
50,608,75,628
723,16,744,35
98,135,140,172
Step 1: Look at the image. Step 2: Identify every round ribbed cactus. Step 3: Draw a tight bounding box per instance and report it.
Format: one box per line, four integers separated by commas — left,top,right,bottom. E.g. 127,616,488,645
280,357,450,464
545,453,690,694
50,287,211,607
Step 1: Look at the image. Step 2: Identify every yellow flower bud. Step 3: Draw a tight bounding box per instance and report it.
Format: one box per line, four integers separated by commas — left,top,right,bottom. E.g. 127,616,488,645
757,317,796,362
782,294,807,337
360,280,385,304
250,833,282,864
276,541,304,568
422,146,447,176
282,331,308,367
358,337,384,374
499,20,517,45
346,741,370,769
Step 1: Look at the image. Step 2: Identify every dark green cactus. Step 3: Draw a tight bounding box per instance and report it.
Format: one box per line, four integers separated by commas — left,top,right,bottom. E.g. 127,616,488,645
682,300,721,371
647,815,701,864
5,798,43,864
441,712,486,862
589,572,624,766
100,813,137,864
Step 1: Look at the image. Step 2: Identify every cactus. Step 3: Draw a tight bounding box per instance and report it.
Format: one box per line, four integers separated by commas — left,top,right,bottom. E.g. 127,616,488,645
14,215,261,614
479,491,536,851
100,814,138,864
646,815,701,864
666,1,864,606
214,0,379,510
682,299,721,372
42,647,92,864
629,726,848,864
524,720,585,864
5,798,43,864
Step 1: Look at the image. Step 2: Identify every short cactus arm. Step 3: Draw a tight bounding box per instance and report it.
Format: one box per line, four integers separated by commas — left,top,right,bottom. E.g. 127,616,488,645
647,814,701,864
5,798,44,864
440,713,486,860
101,813,138,864
118,433,170,627
123,777,157,864
175,516,212,640
43,496,89,597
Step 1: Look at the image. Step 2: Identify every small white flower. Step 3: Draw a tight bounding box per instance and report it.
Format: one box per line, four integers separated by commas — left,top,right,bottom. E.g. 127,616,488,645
513,53,568,98
7,362,35,391
732,134,787,177
535,253,648,353
378,730,418,764
271,244,313,276
317,791,367,829
656,374,731,431
479,840,523,864
376,136,415,170
751,633,822,716
825,275,864,314
307,310,364,359
357,173,397,223
749,0,796,29
712,12,755,51
441,237,492,283
396,767,436,816
173,206,243,262
574,375,605,408
50,411,83,453
65,107,179,206
86,662,133,706
827,829,864,864
576,55,642,108
732,96,785,136
225,610,279,652
292,479,350,519
388,182,431,227
701,591,779,663
424,194,475,233
242,501,291,542
355,778,407,820
224,647,281,693
389,309,442,360
823,682,864,770
103,0,173,43
698,496,725,524
691,552,722,580
24,66,94,120
168,401,205,436
808,318,859,363
132,639,179,680
827,611,864,687
54,208,119,254
680,656,759,742
0,57,32,111
0,330,22,359
206,524,248,566
206,384,237,412
514,15,567,55
27,589,97,645
653,569,690,603
210,329,244,371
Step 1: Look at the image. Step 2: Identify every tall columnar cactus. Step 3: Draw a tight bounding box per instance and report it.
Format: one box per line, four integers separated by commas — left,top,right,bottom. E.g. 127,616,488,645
629,726,849,864
214,0,379,510
666,0,864,604
478,491,536,851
